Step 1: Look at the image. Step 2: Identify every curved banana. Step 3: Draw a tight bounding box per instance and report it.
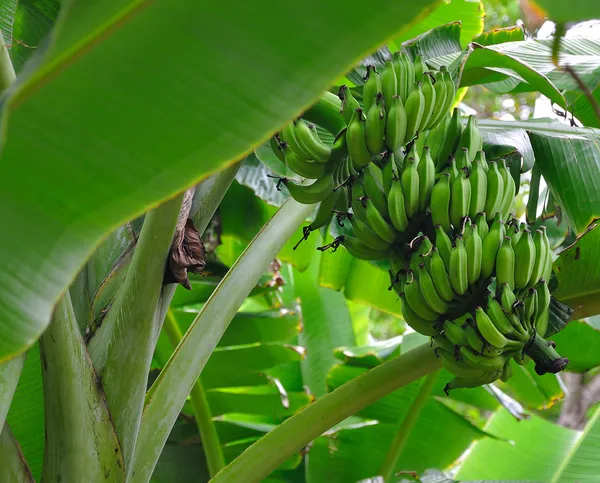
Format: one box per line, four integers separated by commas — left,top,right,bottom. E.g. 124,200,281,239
307,189,342,232
495,236,515,290
417,262,449,314
449,236,468,295
508,220,522,251
392,51,407,101
529,228,548,287
441,70,457,114
486,294,528,341
498,159,516,220
419,73,436,131
399,292,439,335
469,155,488,218
439,348,488,378
281,121,312,160
293,119,332,163
434,225,453,268
401,156,420,218
474,150,489,173
339,85,361,125
363,163,389,219
534,279,551,337
413,55,427,82
270,136,286,163
465,223,483,285
387,179,409,231
474,212,489,241
362,65,382,112
365,93,386,155
514,228,536,290
426,71,448,129
381,152,397,194
285,172,334,204
460,345,507,371
340,235,390,260
443,316,469,346
284,149,328,179
404,83,425,142
418,146,436,211
455,147,471,171
347,108,373,168
349,213,392,251
428,248,455,303
450,168,471,230
365,199,397,243
427,113,449,170
380,61,398,112
385,95,408,151
456,115,482,163
524,287,538,329
484,161,504,221
481,214,505,278
444,371,500,394
404,274,441,322
475,305,511,349
430,174,452,234
500,282,517,314
437,108,462,169
464,323,485,354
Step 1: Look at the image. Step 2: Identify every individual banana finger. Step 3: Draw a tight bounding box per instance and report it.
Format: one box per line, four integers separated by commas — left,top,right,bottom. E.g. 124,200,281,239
362,65,382,112
430,173,452,234
399,292,440,335
450,167,471,230
496,236,515,291
418,146,436,211
515,228,536,289
404,273,441,322
417,262,450,314
474,306,509,350
428,248,455,303
284,172,334,204
347,108,373,168
365,93,387,155
404,82,425,142
401,156,420,218
449,236,468,295
484,161,504,221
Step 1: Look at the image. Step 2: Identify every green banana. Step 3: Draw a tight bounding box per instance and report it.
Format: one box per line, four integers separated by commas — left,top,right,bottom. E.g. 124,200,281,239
404,274,441,322
349,213,391,251
426,71,448,129
392,51,407,101
417,262,450,314
381,152,397,194
284,148,328,179
481,214,505,278
363,163,389,219
413,55,427,82
339,235,390,260
434,225,453,267
330,129,348,164
535,279,551,337
281,121,312,160
455,147,471,171
428,248,455,303
430,173,452,234
529,229,548,287
427,113,450,169
456,115,482,163
464,322,485,354
385,95,408,151
347,108,373,168
443,316,470,346
404,82,425,142
380,61,398,111
496,236,515,290
474,212,489,241
465,223,483,285
400,292,439,336
419,73,436,131
339,85,361,125
523,287,538,328
486,293,528,341
449,236,468,295
442,70,457,114
362,65,382,112
270,136,286,163
436,108,462,169
448,157,459,183
498,159,516,220
514,228,536,290
439,348,489,378
401,156,420,218
460,345,507,370
500,282,517,314
469,154,488,218
500,360,513,382
484,161,504,221
418,146,436,211
450,168,471,230
474,150,489,173
365,93,386,155
285,172,334,204
444,371,500,394
307,189,342,232
387,179,409,231
365,198,397,243
508,220,522,251
293,119,332,163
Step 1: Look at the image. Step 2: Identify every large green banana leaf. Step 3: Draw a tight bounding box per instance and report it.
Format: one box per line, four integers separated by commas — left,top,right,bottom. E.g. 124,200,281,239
0,0,440,361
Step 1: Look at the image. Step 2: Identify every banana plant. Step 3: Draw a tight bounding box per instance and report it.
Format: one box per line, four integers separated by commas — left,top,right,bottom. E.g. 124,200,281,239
2,1,600,483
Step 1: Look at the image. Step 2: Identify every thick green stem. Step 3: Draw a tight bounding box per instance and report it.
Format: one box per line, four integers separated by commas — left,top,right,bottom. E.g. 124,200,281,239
212,344,441,483
163,310,225,476
379,371,440,482
130,198,314,482
88,194,183,469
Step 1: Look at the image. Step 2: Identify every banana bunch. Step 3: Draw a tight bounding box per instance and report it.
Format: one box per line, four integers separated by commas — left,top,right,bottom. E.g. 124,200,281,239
339,54,456,161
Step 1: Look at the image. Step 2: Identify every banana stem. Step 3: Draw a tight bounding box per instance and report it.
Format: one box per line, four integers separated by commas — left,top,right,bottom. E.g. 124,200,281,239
163,309,225,476
379,371,440,482
524,332,569,375
211,344,441,483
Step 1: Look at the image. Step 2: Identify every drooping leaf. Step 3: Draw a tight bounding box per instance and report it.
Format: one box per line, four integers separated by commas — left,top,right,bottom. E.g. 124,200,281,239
529,0,600,22
0,0,440,361
551,320,600,372
473,26,525,46
553,224,600,318
457,406,600,482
